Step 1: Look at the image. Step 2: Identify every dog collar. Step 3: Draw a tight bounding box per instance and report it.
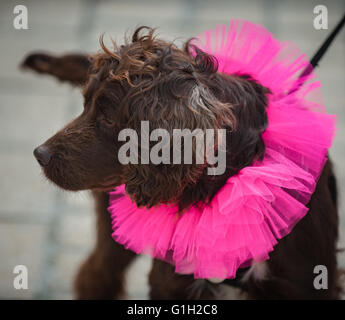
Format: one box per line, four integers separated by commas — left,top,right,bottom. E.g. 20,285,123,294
108,20,336,279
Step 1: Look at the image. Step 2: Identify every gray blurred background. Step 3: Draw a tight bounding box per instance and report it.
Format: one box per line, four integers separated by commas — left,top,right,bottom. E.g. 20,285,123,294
0,0,344,299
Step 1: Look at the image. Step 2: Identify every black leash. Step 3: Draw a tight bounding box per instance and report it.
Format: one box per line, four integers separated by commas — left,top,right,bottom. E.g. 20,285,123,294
309,13,345,70
220,14,345,290
289,13,345,94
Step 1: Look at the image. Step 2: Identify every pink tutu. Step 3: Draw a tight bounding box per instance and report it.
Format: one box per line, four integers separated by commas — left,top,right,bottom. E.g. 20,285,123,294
108,20,336,279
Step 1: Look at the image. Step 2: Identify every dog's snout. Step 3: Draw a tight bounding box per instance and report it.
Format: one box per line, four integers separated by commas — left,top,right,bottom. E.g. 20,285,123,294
34,145,52,167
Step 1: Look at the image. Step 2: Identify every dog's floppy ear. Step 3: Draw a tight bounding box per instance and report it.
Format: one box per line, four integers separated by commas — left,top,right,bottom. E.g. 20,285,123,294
21,52,91,85
225,74,270,169
185,43,270,168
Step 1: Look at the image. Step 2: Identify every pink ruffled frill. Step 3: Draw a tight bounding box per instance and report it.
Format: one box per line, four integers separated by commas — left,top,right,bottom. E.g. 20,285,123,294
108,20,336,279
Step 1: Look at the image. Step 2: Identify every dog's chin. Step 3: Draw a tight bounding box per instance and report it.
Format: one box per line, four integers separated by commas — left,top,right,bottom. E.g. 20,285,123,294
42,167,122,192
39,165,87,191
42,171,85,191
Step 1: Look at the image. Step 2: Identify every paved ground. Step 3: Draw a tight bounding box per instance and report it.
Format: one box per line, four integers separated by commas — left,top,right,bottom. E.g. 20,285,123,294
0,0,344,299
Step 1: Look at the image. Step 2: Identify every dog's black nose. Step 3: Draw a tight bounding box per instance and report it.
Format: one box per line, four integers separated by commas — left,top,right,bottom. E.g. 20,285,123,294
34,145,52,167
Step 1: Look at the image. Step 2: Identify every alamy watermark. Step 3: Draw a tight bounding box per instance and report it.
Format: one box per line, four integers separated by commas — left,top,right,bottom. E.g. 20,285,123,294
313,5,328,30
13,5,28,30
13,265,28,290
117,121,227,175
12,4,329,31
313,265,328,290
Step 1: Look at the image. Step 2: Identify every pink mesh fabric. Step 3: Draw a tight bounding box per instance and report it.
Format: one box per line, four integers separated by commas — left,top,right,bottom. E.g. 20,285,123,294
108,20,336,279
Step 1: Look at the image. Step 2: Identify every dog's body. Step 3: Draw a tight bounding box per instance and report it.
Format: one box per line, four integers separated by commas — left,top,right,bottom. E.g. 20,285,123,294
22,28,341,299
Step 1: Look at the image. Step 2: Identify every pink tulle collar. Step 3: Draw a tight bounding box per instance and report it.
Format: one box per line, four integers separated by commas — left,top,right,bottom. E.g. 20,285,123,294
108,20,336,279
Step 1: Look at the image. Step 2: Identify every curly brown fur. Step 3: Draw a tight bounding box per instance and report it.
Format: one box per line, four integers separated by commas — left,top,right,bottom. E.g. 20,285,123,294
23,26,341,299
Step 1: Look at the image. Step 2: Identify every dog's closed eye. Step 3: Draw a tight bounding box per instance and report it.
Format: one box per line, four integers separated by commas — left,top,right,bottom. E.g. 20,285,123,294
98,105,116,127
93,95,116,129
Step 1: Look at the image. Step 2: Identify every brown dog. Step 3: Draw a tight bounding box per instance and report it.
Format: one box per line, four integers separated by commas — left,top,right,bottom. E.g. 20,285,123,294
22,27,341,299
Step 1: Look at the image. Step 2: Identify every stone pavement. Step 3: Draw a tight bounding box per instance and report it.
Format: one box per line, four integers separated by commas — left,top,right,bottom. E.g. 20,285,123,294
0,0,344,299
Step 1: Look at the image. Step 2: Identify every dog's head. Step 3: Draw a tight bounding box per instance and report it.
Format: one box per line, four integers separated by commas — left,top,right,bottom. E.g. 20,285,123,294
34,27,269,209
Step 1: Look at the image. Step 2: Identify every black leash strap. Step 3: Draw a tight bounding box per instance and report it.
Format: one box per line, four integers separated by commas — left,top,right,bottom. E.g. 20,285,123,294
289,13,345,94
309,13,345,69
